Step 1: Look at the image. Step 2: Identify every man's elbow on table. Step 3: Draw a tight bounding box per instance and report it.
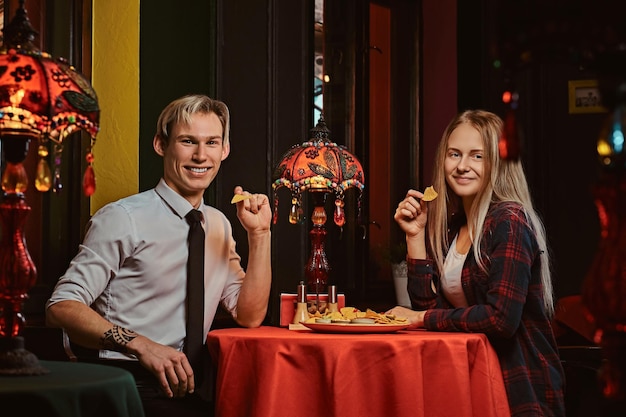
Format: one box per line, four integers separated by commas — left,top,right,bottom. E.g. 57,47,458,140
234,308,268,328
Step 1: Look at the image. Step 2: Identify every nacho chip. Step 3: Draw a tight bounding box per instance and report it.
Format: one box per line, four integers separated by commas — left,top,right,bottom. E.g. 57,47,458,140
329,311,344,320
422,186,438,202
364,308,380,318
231,194,253,204
340,307,359,319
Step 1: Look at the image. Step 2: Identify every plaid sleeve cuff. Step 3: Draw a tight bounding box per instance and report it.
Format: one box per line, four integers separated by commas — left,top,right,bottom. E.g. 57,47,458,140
407,257,435,275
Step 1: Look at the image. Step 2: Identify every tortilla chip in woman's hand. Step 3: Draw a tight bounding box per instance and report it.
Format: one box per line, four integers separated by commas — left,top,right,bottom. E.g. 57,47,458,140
422,186,438,202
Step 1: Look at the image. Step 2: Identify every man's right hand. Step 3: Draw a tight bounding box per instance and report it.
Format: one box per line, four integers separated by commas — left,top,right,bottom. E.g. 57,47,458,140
127,335,196,398
47,301,196,398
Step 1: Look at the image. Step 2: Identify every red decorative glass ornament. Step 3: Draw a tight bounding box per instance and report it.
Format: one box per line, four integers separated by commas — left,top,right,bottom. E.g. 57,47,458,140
333,198,345,227
82,165,96,196
305,200,331,295
0,194,37,338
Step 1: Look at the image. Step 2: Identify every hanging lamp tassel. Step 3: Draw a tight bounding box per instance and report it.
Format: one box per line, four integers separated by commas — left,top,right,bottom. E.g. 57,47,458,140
333,196,345,227
82,150,96,196
35,143,52,192
52,144,63,193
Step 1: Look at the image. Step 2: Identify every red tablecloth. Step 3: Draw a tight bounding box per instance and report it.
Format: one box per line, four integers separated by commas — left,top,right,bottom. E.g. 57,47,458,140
207,326,510,417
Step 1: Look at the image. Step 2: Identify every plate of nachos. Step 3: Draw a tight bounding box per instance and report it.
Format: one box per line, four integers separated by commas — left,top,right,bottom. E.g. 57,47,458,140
300,307,410,333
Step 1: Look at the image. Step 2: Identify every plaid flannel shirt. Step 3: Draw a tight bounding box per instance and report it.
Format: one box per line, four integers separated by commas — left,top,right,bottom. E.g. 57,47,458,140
408,201,565,416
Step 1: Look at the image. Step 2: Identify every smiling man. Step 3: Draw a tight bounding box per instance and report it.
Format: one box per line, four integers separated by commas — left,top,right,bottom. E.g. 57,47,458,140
45,95,272,417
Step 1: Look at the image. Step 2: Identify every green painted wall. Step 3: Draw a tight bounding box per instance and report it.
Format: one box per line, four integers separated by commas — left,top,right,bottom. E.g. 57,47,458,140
139,1,217,194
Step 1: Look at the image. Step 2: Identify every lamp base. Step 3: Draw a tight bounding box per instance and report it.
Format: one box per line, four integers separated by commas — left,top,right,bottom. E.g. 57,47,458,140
0,336,48,376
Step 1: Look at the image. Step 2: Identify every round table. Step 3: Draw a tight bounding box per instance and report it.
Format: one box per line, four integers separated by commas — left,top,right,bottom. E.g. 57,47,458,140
0,360,145,417
208,326,511,417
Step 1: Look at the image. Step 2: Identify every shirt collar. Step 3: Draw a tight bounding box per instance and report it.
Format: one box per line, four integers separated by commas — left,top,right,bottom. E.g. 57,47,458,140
154,178,206,220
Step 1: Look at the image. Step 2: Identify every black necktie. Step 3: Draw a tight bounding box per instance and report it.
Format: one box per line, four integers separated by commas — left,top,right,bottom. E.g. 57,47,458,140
185,209,205,385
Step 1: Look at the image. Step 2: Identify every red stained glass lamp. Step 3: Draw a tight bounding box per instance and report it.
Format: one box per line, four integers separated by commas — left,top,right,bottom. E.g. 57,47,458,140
272,115,365,295
0,1,99,375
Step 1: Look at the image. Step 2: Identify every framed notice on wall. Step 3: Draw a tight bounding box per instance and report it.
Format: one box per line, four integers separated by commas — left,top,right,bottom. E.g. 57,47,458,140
568,79,608,114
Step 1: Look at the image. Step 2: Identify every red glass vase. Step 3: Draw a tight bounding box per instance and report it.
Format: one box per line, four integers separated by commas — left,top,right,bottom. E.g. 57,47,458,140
305,192,331,294
0,194,37,338
0,151,47,375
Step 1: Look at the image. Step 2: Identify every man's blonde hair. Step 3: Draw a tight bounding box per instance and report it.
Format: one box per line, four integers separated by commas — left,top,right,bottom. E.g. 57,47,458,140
155,94,230,147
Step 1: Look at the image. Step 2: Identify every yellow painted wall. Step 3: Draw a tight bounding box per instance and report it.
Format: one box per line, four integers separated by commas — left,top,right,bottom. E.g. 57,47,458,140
91,1,140,213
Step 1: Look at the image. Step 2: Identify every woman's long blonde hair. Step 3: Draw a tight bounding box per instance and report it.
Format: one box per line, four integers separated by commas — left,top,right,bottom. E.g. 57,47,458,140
427,110,554,316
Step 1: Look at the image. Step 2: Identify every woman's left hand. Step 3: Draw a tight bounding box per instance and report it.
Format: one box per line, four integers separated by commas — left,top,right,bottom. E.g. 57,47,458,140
386,306,426,329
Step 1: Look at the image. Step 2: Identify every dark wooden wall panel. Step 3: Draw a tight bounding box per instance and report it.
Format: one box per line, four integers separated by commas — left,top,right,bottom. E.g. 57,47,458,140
218,0,313,325
139,0,215,193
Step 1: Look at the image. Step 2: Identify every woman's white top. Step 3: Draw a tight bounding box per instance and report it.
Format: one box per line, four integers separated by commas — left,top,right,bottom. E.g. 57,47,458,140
442,236,469,307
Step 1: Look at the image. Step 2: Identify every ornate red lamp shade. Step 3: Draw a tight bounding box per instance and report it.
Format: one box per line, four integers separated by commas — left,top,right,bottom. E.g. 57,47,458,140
272,115,365,294
0,1,99,375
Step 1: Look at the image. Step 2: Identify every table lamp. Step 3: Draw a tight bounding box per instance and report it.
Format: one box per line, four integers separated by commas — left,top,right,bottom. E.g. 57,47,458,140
272,115,364,297
0,0,99,375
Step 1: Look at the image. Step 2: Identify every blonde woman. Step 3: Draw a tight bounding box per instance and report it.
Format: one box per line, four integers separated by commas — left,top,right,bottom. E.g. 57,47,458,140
388,110,565,416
